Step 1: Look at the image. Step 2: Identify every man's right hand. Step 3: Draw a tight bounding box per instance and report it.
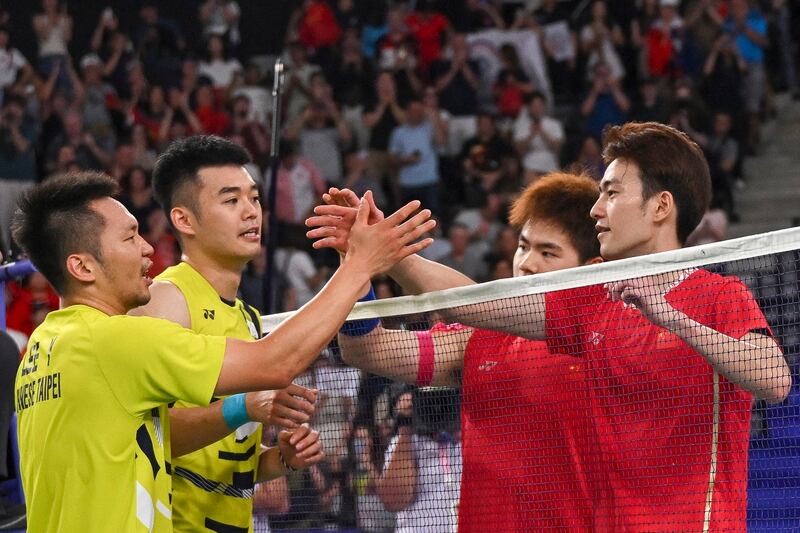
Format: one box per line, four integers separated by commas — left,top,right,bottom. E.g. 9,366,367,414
305,187,385,254
245,384,318,429
343,191,435,278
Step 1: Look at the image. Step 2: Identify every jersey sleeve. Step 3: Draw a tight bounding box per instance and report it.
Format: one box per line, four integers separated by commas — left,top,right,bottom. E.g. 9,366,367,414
93,315,226,416
712,277,771,340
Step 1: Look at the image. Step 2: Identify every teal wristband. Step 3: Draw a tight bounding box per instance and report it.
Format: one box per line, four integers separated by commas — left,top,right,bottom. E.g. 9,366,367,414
222,393,250,430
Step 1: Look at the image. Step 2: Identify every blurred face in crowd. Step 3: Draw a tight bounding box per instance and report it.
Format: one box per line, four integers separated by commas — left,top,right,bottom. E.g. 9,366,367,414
731,0,749,22
196,85,214,108
527,96,546,120
178,165,262,267
477,115,496,139
83,198,155,313
406,100,425,125
513,220,582,277
592,1,607,21
64,110,83,138
0,30,9,50
713,112,732,137
448,225,469,255
208,35,224,59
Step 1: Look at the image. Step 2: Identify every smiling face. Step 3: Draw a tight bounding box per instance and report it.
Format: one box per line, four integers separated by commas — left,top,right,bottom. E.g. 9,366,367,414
513,220,583,277
591,158,660,260
176,165,262,267
88,198,155,312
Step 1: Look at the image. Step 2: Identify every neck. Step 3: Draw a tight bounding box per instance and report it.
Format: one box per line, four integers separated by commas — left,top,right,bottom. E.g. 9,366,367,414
63,292,126,317
182,249,245,301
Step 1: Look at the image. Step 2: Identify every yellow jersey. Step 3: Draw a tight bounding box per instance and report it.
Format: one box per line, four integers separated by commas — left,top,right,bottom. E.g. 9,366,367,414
158,262,263,533
15,305,225,532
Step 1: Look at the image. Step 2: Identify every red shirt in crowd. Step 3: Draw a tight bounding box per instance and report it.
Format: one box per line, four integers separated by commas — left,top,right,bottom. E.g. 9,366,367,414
545,269,767,531
405,12,449,73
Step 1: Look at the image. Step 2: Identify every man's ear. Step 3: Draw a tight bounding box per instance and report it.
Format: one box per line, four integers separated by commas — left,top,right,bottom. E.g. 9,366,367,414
583,256,604,266
651,190,676,224
171,206,197,238
65,253,97,284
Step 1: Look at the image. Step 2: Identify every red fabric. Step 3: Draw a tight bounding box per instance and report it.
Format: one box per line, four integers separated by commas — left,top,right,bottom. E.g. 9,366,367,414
646,27,675,77
195,105,230,136
458,327,605,532
274,158,326,224
544,269,765,531
5,282,60,337
495,83,525,118
298,1,342,49
405,12,449,72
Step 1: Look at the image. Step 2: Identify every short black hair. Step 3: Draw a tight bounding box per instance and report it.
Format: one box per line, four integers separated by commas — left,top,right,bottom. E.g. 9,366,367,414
11,172,118,294
152,135,251,221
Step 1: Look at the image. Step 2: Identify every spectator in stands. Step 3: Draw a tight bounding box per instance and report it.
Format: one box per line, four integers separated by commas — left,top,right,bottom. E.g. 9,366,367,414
119,165,159,234
643,0,686,79
88,9,133,100
134,2,184,89
131,123,157,171
631,77,669,123
430,33,480,156
460,111,517,204
133,85,169,144
75,53,118,153
580,61,630,140
533,0,577,102
46,107,112,172
331,28,374,150
225,94,269,166
457,0,505,33
576,135,605,180
5,271,59,339
0,26,32,97
580,1,626,83
294,0,343,59
493,43,536,120
363,71,405,207
270,140,326,249
199,0,241,52
333,0,361,32
377,388,462,533
405,0,451,75
514,91,564,182
198,34,242,90
287,74,351,187
683,0,726,58
702,32,746,120
376,5,411,70
438,222,487,281
724,0,767,153
193,82,230,135
686,111,740,220
32,0,72,89
231,62,271,125
0,95,37,249
341,149,387,209
389,97,446,215
285,41,321,123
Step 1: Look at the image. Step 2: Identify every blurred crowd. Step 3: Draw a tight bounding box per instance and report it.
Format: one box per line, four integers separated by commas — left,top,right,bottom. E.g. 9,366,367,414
0,0,798,529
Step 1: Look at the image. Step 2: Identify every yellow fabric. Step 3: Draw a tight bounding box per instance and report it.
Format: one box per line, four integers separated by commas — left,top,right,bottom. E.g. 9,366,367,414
158,262,263,533
15,305,225,532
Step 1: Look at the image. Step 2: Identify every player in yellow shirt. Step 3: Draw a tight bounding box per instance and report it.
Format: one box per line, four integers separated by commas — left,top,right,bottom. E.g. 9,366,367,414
131,135,319,532
11,171,435,532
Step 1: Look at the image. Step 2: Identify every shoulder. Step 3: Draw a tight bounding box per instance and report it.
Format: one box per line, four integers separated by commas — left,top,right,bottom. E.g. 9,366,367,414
128,280,191,328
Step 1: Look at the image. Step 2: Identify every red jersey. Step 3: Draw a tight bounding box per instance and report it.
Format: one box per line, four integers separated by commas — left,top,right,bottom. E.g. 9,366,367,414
545,269,769,531
405,12,449,72
458,326,609,532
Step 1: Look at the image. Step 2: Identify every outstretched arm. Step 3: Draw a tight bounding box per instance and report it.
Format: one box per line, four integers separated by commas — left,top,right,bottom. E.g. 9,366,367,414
608,276,792,403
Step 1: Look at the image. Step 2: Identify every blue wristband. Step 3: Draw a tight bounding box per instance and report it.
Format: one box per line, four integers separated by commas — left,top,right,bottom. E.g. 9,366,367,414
340,286,380,336
221,393,250,430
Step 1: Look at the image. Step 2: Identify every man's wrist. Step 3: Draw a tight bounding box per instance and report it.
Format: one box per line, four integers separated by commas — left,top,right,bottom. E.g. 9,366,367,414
222,393,251,430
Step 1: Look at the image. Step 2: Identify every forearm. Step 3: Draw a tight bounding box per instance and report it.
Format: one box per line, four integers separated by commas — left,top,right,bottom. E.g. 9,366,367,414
388,254,475,295
169,403,233,458
447,293,547,340
218,263,370,393
376,429,417,512
666,314,791,403
257,446,288,482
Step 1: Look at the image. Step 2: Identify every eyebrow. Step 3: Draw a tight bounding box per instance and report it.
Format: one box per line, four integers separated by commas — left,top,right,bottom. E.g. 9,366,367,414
218,184,259,196
599,177,621,192
520,235,562,251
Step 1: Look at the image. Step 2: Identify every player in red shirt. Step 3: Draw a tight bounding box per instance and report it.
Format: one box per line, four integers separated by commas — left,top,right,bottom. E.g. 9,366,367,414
426,122,791,531
308,172,609,531
308,122,791,531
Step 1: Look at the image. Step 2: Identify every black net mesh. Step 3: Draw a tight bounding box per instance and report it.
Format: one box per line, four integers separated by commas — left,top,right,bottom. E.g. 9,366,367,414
256,243,800,533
